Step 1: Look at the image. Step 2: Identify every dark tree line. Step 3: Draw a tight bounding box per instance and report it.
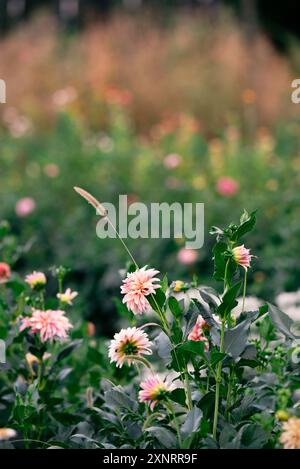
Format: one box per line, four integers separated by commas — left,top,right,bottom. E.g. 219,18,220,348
0,0,299,49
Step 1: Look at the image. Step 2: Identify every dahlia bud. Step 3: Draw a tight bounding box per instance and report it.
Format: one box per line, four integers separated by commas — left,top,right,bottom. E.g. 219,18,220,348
232,245,253,270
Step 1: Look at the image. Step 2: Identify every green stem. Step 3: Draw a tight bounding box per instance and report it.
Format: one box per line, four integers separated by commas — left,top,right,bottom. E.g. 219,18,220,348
39,291,45,310
183,370,192,411
212,318,225,440
242,269,248,314
165,400,182,449
225,368,233,419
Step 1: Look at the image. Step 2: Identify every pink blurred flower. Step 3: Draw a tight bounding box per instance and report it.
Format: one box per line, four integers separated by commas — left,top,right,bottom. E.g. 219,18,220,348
52,86,77,107
177,248,198,265
121,266,160,315
108,326,152,368
188,316,209,351
15,197,36,217
216,177,239,197
25,271,46,289
20,309,73,343
139,375,171,410
44,164,60,178
232,245,253,270
0,262,11,284
0,428,17,441
163,153,182,169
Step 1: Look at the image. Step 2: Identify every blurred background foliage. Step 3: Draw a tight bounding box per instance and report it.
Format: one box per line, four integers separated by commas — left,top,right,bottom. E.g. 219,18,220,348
0,1,300,335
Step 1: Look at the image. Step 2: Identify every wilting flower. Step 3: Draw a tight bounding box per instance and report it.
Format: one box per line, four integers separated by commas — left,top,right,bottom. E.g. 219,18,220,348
121,267,160,315
280,417,300,449
0,262,11,284
232,245,253,270
57,288,78,305
139,375,171,410
20,309,73,343
177,248,198,265
0,428,16,441
108,327,152,368
25,271,46,289
87,321,96,337
216,177,239,197
188,316,209,351
25,352,40,376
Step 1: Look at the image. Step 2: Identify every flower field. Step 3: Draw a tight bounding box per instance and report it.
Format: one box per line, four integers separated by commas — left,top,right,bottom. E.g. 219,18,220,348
0,6,300,452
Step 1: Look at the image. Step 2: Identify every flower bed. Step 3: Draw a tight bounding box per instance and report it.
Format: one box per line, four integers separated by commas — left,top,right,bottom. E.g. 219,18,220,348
0,196,299,449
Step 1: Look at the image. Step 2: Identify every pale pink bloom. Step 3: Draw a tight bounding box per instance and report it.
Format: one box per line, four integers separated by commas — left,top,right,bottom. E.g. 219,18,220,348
57,288,78,305
188,316,209,351
0,428,17,441
121,267,160,315
52,86,77,107
25,271,46,289
216,177,239,197
177,248,198,265
108,327,152,368
0,262,11,284
232,245,253,270
20,309,73,343
280,417,300,449
163,153,182,169
139,375,171,410
44,163,60,178
15,197,36,217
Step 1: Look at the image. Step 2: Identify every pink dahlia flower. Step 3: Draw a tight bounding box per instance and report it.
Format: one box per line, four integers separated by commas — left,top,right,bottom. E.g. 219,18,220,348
280,417,300,449
108,327,152,368
0,262,11,284
20,309,73,343
177,248,198,265
232,245,253,270
15,197,36,217
25,271,46,289
188,316,209,351
139,375,171,410
216,177,239,197
121,266,160,315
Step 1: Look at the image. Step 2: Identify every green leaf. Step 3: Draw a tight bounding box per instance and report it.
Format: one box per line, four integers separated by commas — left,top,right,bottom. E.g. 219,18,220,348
177,340,205,359
239,423,268,449
56,339,82,362
181,407,203,439
217,281,241,318
104,388,138,412
233,210,257,241
212,241,227,281
168,296,183,319
223,319,251,358
268,302,295,339
155,331,172,361
87,346,105,364
210,350,227,368
161,274,168,293
146,426,177,448
147,288,166,312
169,388,186,406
